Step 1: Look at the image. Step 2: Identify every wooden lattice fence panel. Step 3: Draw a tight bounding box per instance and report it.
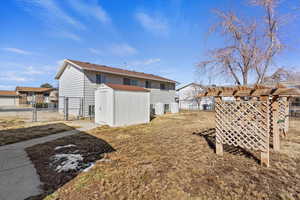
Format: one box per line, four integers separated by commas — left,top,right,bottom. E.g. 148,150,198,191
215,101,270,152
277,98,287,131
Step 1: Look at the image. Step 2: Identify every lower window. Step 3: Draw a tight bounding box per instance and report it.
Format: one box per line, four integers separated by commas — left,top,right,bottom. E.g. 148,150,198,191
89,105,95,116
164,104,170,113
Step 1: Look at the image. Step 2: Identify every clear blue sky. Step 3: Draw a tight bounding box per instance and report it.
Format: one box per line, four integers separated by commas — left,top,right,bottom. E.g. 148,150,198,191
1,0,300,90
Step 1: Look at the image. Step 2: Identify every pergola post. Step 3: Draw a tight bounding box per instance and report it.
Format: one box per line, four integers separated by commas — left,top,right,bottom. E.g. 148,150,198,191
283,97,289,134
215,96,223,156
259,96,270,167
272,99,280,152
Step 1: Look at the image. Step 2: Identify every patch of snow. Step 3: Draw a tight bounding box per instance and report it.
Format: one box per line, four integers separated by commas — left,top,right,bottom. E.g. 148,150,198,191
54,144,76,150
99,158,112,162
51,153,83,172
83,163,95,172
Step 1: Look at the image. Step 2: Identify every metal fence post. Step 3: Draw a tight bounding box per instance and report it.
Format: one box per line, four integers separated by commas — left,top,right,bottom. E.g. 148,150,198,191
32,104,37,122
64,97,69,121
80,97,84,118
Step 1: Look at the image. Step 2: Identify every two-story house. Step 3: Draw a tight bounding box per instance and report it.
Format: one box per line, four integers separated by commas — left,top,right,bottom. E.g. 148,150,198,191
176,83,214,110
55,59,177,117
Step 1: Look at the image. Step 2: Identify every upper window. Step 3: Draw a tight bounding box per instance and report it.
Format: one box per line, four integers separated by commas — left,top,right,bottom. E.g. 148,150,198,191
145,81,151,88
160,83,166,90
96,74,101,84
123,78,131,85
96,74,106,84
170,83,175,90
123,78,138,86
131,79,138,86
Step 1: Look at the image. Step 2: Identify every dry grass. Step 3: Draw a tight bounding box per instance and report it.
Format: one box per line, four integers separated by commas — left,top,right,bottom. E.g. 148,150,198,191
0,117,26,130
38,111,300,200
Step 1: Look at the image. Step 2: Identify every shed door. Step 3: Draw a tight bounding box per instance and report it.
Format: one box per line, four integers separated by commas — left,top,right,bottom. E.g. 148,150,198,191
98,91,108,123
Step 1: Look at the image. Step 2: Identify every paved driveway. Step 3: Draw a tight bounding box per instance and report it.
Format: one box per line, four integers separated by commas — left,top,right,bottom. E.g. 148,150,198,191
0,122,97,200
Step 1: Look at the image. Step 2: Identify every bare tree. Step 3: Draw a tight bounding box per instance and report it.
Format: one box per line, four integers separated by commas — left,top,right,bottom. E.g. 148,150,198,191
198,0,283,85
263,68,300,83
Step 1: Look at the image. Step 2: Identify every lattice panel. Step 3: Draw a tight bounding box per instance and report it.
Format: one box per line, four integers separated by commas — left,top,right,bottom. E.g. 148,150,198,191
215,101,270,152
278,98,286,131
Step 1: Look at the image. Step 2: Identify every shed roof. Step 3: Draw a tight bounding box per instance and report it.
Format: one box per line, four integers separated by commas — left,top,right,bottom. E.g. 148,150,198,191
56,59,177,83
105,83,150,92
0,90,18,97
16,87,54,93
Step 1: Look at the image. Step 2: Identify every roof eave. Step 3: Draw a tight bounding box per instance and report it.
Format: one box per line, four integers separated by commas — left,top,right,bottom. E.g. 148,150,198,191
55,59,83,79
62,59,177,83
83,68,177,83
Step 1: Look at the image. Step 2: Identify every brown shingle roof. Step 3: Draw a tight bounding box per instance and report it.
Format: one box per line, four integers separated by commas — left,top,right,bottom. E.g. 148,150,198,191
16,87,53,93
0,90,18,96
66,59,176,83
105,83,149,92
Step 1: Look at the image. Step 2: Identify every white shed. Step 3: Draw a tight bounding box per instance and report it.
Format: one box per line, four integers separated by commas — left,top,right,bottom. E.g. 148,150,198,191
95,83,150,127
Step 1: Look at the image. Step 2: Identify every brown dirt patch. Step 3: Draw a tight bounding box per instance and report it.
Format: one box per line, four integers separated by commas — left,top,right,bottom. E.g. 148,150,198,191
0,123,75,146
41,112,299,200
25,133,115,200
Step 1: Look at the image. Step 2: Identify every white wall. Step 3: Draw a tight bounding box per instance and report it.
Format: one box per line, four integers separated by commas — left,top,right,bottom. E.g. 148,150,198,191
114,90,150,126
95,86,114,125
58,64,84,116
0,97,17,107
95,85,150,127
149,89,175,105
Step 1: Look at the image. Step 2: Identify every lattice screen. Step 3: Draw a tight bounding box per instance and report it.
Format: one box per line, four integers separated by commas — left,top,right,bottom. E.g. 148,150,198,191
277,98,287,131
215,101,270,152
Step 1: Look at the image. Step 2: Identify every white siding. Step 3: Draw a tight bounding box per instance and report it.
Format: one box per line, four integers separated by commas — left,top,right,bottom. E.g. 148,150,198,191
149,89,175,105
58,64,84,116
0,97,17,106
114,90,150,126
95,84,150,127
95,86,114,125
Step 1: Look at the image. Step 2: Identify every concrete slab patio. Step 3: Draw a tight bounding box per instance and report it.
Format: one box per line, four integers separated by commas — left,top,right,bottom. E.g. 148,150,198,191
0,121,98,200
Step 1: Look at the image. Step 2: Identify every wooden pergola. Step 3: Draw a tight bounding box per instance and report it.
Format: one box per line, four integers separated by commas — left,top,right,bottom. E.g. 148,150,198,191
198,84,300,167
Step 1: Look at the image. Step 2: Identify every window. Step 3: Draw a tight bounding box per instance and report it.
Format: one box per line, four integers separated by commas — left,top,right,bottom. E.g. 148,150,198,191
131,79,138,86
89,105,95,117
170,84,175,90
160,83,166,90
146,81,151,88
96,74,106,84
96,74,101,84
164,104,170,113
123,78,130,85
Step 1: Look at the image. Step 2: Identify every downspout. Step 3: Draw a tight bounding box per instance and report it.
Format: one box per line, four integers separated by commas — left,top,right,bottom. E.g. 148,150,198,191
83,69,86,118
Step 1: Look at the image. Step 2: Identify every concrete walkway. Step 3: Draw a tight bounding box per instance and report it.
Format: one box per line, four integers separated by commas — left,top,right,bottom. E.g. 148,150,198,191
0,122,98,200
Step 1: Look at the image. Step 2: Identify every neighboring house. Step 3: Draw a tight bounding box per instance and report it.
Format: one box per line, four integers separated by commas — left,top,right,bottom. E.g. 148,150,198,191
176,83,213,110
55,59,177,117
16,87,57,105
0,91,19,107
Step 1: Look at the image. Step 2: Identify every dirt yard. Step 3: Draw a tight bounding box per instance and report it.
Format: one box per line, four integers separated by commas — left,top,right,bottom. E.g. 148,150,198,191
0,123,76,146
27,111,300,200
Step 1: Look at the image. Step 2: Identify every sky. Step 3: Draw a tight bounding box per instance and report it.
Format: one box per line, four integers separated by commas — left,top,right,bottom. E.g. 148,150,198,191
1,0,300,90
